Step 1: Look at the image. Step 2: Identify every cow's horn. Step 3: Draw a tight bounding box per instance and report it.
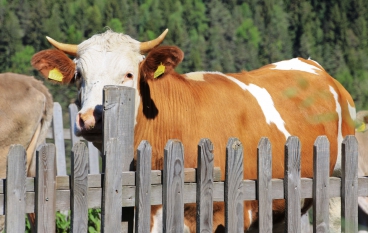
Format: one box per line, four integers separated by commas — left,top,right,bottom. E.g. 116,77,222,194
139,29,169,54
46,36,78,56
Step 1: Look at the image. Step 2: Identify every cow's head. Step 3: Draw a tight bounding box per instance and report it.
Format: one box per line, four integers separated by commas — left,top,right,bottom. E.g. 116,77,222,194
31,29,168,144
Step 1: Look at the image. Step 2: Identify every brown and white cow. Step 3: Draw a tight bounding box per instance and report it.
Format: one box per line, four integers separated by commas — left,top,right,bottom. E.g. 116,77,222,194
0,72,53,231
31,29,356,232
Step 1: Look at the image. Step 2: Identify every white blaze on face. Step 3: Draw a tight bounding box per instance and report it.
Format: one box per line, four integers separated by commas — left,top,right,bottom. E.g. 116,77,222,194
76,30,144,122
329,86,343,176
271,58,322,75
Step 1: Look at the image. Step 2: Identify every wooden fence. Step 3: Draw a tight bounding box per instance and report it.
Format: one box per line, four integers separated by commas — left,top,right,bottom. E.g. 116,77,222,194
0,86,365,233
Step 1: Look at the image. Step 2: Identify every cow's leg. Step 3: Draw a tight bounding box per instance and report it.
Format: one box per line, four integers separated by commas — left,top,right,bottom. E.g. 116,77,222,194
329,197,341,233
26,123,42,233
151,205,191,233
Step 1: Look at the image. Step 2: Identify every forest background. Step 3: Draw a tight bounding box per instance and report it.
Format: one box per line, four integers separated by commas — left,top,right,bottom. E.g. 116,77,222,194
1,0,368,116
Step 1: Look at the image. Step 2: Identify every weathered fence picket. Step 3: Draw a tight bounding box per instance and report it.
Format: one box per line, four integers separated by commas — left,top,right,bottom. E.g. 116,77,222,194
5,145,26,233
225,138,244,233
196,138,214,232
285,136,301,233
341,136,358,232
163,140,184,233
313,136,330,232
1,87,365,233
70,142,89,232
135,141,152,233
257,137,272,233
35,144,56,233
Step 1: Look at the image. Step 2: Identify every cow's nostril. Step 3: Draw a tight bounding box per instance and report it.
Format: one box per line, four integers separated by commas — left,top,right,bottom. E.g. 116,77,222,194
78,113,85,129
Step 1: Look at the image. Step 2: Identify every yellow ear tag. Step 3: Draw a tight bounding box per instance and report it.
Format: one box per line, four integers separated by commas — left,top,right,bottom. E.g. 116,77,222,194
356,122,366,132
154,63,165,78
48,68,63,82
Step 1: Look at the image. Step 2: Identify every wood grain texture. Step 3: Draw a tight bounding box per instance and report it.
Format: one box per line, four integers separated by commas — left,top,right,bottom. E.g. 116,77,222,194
35,143,56,233
103,86,135,233
101,138,123,233
5,145,27,232
68,103,81,144
341,136,358,233
163,140,184,233
284,136,301,233
52,102,67,176
197,138,214,233
257,137,272,233
313,136,330,233
71,142,89,232
102,86,135,171
135,141,152,233
225,138,244,233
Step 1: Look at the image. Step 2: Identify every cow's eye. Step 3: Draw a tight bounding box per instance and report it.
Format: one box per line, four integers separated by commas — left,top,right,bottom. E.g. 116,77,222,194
126,73,133,78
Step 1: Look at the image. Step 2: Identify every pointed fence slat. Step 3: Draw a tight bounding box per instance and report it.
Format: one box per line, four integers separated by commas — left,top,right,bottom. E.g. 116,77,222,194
35,144,56,233
135,141,152,233
285,136,301,233
225,138,244,233
71,142,89,232
313,136,330,233
341,136,358,232
52,102,67,176
5,145,27,232
196,138,214,232
257,137,272,233
163,140,184,233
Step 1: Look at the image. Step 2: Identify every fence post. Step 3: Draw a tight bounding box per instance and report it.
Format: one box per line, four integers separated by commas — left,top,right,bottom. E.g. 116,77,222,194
71,142,89,232
313,136,330,233
5,145,26,233
52,102,67,176
135,141,152,233
341,136,358,232
284,136,301,233
257,137,272,233
102,86,135,233
35,143,56,233
197,138,214,232
225,138,244,233
163,140,184,233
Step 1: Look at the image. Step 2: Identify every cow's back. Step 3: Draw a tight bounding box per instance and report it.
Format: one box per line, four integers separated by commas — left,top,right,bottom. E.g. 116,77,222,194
0,72,53,178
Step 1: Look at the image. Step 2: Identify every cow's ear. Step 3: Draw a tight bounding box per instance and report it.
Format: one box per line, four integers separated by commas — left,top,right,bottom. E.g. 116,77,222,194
140,46,184,81
31,49,75,84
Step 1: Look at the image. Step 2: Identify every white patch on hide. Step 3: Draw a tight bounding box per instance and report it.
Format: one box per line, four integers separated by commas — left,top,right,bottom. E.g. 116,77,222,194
271,58,322,75
223,74,291,140
330,86,343,176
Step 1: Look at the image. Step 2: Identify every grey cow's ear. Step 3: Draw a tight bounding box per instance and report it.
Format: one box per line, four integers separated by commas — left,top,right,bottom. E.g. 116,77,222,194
140,46,184,81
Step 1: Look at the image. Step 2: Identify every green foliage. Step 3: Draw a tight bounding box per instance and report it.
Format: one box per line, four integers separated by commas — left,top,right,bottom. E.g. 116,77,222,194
10,45,35,74
88,208,101,232
1,0,368,111
56,211,70,233
24,209,101,232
